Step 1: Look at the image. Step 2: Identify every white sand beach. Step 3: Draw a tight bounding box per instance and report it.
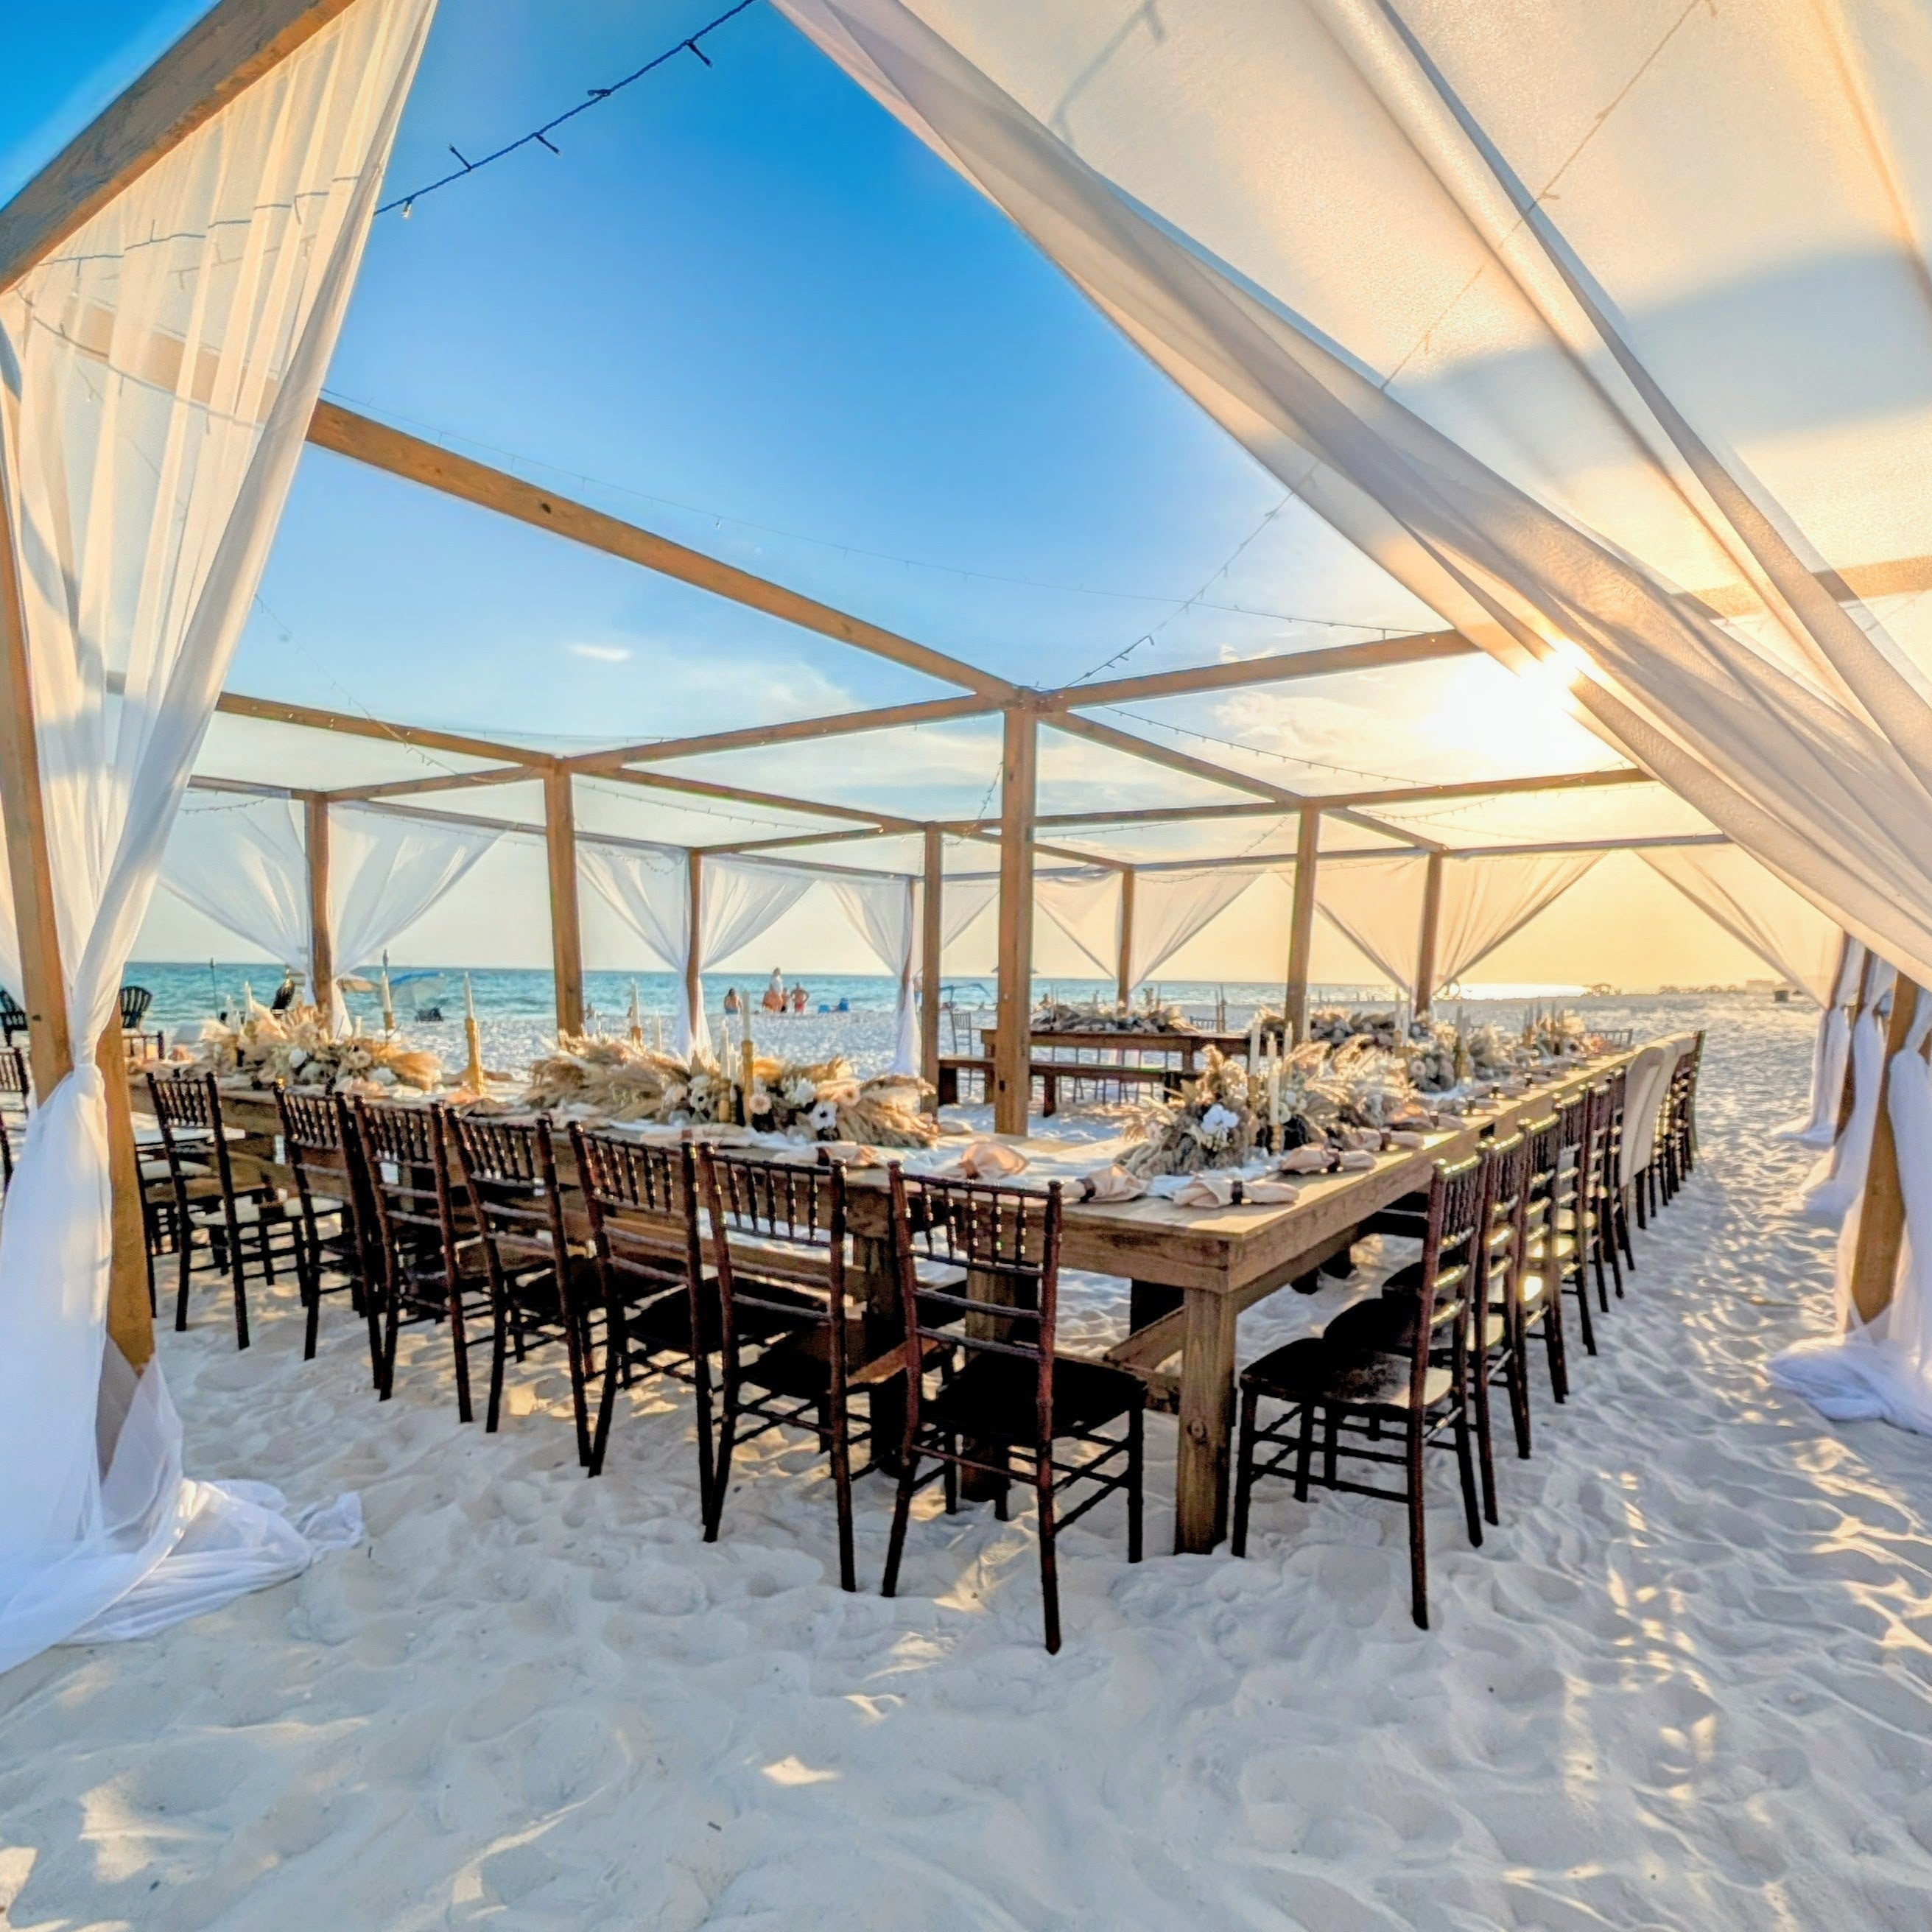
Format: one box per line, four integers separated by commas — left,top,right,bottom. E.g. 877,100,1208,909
2,997,1929,1929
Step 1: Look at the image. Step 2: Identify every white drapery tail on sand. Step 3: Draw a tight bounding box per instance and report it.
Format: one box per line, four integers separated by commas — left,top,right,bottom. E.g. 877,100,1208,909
1796,966,1895,1226
0,0,435,1676
1777,939,1866,1148
1775,989,1932,1436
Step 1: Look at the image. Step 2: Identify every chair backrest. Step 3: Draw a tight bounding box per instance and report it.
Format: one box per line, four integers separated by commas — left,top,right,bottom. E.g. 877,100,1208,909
351,1097,464,1288
147,1068,242,1201
1480,1131,1531,1310
571,1126,706,1313
0,988,25,1039
1620,1045,1672,1178
0,1045,29,1106
1329,1151,1482,1399
891,1170,1062,1430
1520,1110,1562,1265
275,1085,370,1263
119,986,153,1029
697,1149,851,1380
446,1113,574,1299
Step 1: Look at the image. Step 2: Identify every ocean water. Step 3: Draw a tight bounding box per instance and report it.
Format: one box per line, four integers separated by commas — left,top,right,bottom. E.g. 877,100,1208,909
125,959,1650,1039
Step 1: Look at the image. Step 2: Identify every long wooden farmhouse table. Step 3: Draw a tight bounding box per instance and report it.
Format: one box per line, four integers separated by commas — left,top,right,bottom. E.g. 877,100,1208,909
134,1036,1690,1555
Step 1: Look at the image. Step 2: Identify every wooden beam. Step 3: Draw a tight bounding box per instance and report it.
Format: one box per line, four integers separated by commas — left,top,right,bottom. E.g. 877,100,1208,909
1848,976,1922,1324
921,826,944,1106
994,710,1038,1135
588,763,916,834
1047,710,1434,850
1117,868,1136,1005
1283,807,1321,1045
307,402,1019,701
1414,850,1444,1017
305,793,332,1012
1837,949,1882,1135
544,767,585,1036
569,695,1000,773
704,826,892,859
685,853,705,1053
1039,630,1475,709
323,764,535,805
214,688,552,770
0,0,359,292
1445,832,1729,860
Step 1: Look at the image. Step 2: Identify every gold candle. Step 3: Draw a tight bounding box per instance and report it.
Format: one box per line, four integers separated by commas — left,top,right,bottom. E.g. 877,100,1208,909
380,953,396,1035
628,979,644,1047
740,1036,756,1125
463,972,485,1093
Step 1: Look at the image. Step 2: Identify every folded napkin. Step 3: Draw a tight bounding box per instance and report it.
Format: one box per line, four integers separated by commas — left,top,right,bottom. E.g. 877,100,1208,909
933,1139,1030,1181
1338,1126,1383,1152
1335,1149,1378,1171
1385,1130,1427,1148
1277,1145,1335,1174
1076,1162,1147,1203
815,1140,885,1167
1149,1171,1300,1207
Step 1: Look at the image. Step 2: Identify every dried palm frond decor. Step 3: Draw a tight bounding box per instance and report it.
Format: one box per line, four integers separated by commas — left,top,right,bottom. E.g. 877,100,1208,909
194,1002,442,1093
1030,999,1197,1036
1121,1048,1265,1177
519,1039,941,1147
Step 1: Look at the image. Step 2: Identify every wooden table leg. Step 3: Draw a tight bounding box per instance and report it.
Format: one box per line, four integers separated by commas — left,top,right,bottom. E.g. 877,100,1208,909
1174,1286,1237,1554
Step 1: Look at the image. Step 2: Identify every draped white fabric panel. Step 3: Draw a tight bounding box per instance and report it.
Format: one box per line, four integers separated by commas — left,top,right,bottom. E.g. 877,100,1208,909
1315,855,1428,993
831,873,918,1073
695,857,816,1055
1798,967,1897,1225
329,805,500,1017
1775,989,1932,1436
577,839,693,1051
938,874,997,949
1779,940,1863,1147
773,0,1932,990
1641,848,1842,1005
1128,865,1273,988
1434,852,1602,991
0,0,432,1673
160,791,310,980
1035,868,1121,979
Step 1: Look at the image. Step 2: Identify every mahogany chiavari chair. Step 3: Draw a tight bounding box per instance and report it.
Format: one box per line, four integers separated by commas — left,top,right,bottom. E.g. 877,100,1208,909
274,1086,373,1367
882,1172,1144,1654
1232,1151,1486,1629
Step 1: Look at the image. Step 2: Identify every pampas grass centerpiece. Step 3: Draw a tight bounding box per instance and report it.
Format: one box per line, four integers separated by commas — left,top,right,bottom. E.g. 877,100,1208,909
194,1001,442,1093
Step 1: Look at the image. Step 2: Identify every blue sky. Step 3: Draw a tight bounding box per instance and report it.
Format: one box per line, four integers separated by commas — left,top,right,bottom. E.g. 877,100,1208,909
7,1,1740,980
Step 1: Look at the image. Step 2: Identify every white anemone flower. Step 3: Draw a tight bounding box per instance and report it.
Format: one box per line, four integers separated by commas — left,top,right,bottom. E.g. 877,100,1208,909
808,1098,840,1134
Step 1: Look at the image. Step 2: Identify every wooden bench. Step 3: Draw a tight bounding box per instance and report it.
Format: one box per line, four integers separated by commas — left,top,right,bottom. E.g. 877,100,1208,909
937,1055,1187,1114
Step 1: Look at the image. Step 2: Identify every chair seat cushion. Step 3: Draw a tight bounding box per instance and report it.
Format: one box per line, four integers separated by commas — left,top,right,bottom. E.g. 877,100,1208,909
922,1352,1141,1441
140,1157,208,1181
189,1195,300,1228
1243,1336,1450,1413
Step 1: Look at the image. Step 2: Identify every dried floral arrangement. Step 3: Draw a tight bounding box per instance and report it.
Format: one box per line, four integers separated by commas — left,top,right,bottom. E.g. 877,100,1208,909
1306,1007,1408,1050
193,1002,442,1093
1523,1007,1596,1060
1030,999,1198,1036
1121,1048,1265,1176
520,1038,940,1147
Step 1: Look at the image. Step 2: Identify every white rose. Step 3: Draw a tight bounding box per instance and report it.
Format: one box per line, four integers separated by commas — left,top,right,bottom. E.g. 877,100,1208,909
1198,1103,1240,1147
782,1076,817,1108
287,1047,309,1071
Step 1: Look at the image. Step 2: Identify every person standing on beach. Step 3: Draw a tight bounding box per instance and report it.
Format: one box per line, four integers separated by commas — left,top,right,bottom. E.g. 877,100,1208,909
763,969,786,1014
723,987,742,1016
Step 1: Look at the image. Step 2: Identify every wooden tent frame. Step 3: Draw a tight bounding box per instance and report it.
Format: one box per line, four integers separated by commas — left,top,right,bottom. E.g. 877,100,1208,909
0,0,1917,1377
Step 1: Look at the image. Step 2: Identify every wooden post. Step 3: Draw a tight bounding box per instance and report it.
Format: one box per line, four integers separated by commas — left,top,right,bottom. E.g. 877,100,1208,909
0,460,151,1366
1116,867,1136,1008
1848,974,1922,1324
993,707,1037,1136
544,765,584,1036
1414,849,1444,1019
1837,948,1881,1136
685,850,705,1055
1282,806,1321,1044
920,826,944,1106
304,791,332,1014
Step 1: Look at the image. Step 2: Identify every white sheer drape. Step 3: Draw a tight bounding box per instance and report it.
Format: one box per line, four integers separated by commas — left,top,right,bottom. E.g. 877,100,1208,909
695,857,815,1055
831,872,918,1073
1128,865,1272,988
577,838,693,1050
1641,848,1842,1004
0,0,432,1673
160,791,310,980
938,874,997,949
1798,966,1896,1226
1775,989,1932,1436
1035,867,1121,980
1435,852,1601,991
773,1,1932,991
1315,855,1427,993
1780,939,1864,1147
328,804,500,1017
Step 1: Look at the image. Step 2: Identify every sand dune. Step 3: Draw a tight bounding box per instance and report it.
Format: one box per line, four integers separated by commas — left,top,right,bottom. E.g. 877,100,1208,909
4,998,1931,1928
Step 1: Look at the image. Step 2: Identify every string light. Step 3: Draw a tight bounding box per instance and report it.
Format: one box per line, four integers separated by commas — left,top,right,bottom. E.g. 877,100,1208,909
376,0,759,218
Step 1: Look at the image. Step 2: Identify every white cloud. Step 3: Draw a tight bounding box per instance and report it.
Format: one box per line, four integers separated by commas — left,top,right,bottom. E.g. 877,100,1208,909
569,642,632,664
